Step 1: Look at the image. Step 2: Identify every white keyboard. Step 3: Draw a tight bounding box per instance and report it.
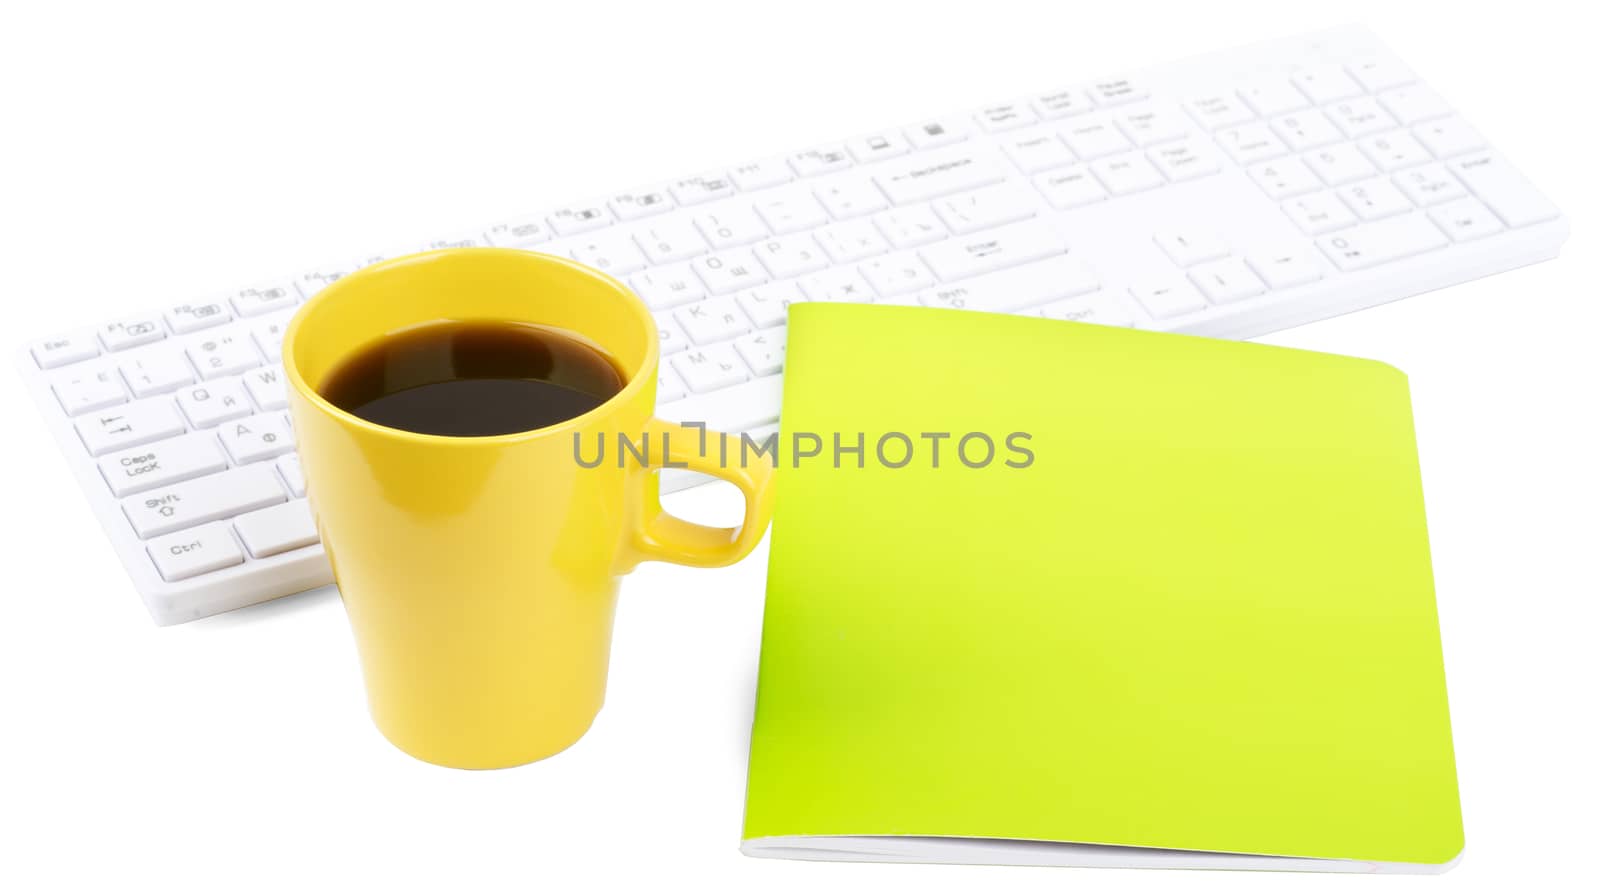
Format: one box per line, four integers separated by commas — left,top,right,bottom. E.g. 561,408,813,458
18,26,1568,624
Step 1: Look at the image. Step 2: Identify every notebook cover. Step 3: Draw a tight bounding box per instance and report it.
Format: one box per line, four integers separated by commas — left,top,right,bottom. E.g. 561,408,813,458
742,303,1463,865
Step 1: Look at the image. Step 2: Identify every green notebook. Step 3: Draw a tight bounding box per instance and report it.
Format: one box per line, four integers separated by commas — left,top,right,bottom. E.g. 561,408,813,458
741,304,1463,873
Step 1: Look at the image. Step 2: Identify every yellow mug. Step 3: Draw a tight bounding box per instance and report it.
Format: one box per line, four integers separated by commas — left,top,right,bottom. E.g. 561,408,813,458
282,248,775,769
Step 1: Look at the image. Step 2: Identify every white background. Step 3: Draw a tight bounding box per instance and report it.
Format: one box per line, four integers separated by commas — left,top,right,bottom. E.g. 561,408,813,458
2,1,1595,888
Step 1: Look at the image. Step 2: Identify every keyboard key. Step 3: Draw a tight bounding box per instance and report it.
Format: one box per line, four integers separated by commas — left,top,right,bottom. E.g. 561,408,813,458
1032,88,1093,120
1215,123,1289,164
1248,158,1321,200
634,217,709,264
1118,105,1190,146
1189,257,1267,304
1358,131,1432,172
846,131,911,163
1088,77,1148,107
1283,191,1358,235
98,431,227,497
1033,166,1108,209
1060,116,1133,159
859,252,937,297
872,205,949,249
1304,144,1379,186
1394,163,1468,207
788,145,853,177
1028,291,1137,327
872,146,1007,204
1090,152,1164,195
1428,198,1506,243
1148,139,1221,182
1317,215,1449,272
728,157,794,191
243,366,287,410
608,187,675,221
98,314,166,352
1378,84,1451,124
219,411,296,464
485,215,553,247
164,302,233,337
737,284,805,329
120,350,195,398
1185,93,1253,130
932,182,1037,234
1413,117,1486,158
568,230,649,274
249,316,291,363
229,283,297,317
1270,110,1342,151
1238,77,1308,117
31,331,100,369
798,267,876,303
548,202,613,235
53,365,126,416
694,206,770,250
1290,65,1364,104
752,187,830,234
1001,128,1076,174
693,248,770,295
670,343,750,393
293,268,347,301
652,312,691,355
675,296,753,345
275,453,306,497
1130,276,1207,319
76,399,185,457
670,173,737,206
176,378,252,428
732,328,786,376
1449,152,1560,227
656,363,687,403
1326,97,1397,139
1154,230,1228,267
233,500,319,558
1337,178,1414,221
919,254,1098,313
919,219,1068,282
903,116,969,149
1346,55,1415,92
146,522,245,582
977,102,1039,133
633,263,709,311
1247,247,1324,289
124,464,286,539
814,176,891,219
814,221,890,263
752,234,829,279
185,333,262,379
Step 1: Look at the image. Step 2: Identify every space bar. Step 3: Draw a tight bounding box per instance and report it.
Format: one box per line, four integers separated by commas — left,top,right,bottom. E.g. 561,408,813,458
656,375,784,433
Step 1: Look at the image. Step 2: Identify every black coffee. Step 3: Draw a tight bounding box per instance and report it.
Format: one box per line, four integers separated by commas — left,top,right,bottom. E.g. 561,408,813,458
321,321,626,436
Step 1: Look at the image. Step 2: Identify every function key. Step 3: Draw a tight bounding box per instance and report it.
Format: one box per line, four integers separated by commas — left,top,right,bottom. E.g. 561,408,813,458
164,300,232,334
846,131,911,163
787,145,853,177
670,173,737,206
229,283,298,317
30,330,101,369
547,202,613,236
293,267,348,301
485,216,552,247
728,158,794,191
609,187,676,221
420,235,487,251
98,314,167,352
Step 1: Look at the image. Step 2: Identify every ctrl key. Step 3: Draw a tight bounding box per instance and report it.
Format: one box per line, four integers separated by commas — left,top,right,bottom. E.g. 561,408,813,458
147,523,244,582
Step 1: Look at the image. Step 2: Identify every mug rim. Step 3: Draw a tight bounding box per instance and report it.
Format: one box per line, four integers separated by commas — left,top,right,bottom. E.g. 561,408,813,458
281,248,661,448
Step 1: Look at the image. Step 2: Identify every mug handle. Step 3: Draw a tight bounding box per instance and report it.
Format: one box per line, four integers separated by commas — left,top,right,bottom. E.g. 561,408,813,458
623,417,776,569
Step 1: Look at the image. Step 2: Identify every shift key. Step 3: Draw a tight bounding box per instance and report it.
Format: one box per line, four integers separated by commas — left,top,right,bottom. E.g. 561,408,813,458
123,464,286,539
